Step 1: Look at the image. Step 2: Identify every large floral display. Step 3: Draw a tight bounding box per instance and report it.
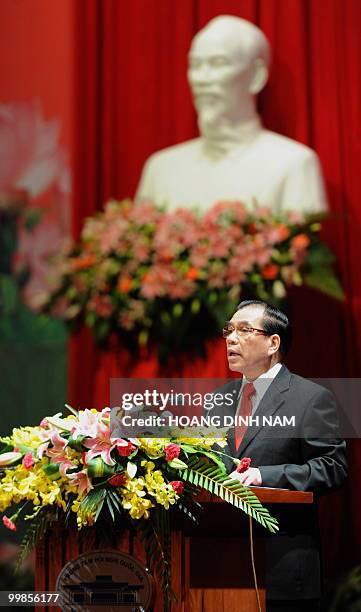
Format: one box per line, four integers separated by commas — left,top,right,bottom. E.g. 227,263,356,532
45,199,343,361
0,407,277,603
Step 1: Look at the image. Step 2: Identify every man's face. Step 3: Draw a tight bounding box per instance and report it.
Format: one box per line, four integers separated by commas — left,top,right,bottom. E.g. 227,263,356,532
226,305,275,379
188,29,254,125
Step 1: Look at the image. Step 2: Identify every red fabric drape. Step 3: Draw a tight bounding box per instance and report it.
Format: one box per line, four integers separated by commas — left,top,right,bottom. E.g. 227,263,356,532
70,0,361,576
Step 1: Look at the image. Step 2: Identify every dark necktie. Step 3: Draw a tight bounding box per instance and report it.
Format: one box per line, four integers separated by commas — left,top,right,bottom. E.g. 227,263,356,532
235,382,256,451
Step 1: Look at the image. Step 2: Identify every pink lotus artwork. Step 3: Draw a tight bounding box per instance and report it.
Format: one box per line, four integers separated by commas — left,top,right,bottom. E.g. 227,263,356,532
0,100,69,199
0,100,71,309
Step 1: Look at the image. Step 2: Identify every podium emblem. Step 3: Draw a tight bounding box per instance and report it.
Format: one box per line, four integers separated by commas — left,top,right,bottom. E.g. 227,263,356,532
56,550,154,611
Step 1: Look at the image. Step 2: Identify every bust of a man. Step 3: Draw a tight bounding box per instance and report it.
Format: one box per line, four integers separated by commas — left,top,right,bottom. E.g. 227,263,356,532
136,15,327,214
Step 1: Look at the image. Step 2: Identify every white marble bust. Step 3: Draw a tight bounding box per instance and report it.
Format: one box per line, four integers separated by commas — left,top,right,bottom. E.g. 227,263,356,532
136,15,327,215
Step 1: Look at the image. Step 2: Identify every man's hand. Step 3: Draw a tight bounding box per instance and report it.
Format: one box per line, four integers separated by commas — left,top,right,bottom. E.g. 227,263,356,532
230,467,262,486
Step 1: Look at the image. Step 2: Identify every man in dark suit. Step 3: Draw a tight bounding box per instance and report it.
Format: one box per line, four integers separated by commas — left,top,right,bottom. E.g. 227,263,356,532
217,299,347,612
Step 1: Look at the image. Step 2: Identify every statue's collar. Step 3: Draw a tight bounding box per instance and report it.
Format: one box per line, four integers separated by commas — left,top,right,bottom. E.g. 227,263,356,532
200,116,262,160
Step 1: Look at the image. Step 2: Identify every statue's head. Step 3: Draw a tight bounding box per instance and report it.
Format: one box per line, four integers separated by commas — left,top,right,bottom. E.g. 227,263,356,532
188,15,271,126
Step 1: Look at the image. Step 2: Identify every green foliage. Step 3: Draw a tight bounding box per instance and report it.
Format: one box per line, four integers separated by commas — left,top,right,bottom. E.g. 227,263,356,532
86,457,115,478
23,208,43,231
168,458,188,469
0,303,67,344
304,242,345,300
105,489,123,522
181,457,279,533
137,509,175,612
80,488,107,522
304,269,344,300
0,275,19,314
42,462,61,480
16,508,52,572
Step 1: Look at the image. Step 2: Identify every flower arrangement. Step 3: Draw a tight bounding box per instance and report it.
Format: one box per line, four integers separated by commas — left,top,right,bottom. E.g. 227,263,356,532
44,199,343,361
0,406,277,603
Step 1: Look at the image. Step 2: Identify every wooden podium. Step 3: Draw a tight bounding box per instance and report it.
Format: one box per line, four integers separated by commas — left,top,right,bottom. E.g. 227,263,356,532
36,487,313,612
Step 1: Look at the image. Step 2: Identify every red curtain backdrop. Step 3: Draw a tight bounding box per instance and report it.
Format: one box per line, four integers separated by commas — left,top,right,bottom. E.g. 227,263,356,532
0,0,73,162
70,0,361,576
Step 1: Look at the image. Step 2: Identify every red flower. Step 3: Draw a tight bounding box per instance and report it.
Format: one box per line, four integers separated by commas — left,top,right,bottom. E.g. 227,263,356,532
291,233,310,251
108,473,127,487
117,441,137,457
236,457,252,473
247,222,258,235
164,443,181,461
70,254,97,271
22,453,35,469
117,275,133,293
2,516,17,531
170,481,184,495
275,223,290,242
185,267,199,281
261,263,279,280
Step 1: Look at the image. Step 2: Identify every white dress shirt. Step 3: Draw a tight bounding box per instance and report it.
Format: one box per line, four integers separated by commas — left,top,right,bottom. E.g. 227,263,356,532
238,362,283,416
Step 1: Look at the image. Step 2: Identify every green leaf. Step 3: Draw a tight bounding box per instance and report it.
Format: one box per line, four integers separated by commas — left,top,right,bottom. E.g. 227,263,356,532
42,462,61,480
96,320,111,341
24,208,42,231
67,435,87,451
172,303,183,317
107,490,122,515
87,458,115,478
136,511,176,610
207,292,218,305
0,275,19,314
168,458,188,469
65,404,79,418
199,450,228,472
191,299,201,314
138,330,149,346
271,250,292,265
81,488,107,522
306,242,335,266
304,269,345,301
182,457,278,533
310,222,321,232
94,493,107,521
85,311,96,327
179,445,199,454
160,311,172,326
16,507,53,571
106,496,115,522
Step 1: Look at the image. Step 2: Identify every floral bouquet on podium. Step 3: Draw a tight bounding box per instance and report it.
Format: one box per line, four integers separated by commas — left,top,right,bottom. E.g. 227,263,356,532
0,406,278,604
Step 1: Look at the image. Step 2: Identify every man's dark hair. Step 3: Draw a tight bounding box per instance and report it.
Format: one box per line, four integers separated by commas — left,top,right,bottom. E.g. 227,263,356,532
236,299,292,356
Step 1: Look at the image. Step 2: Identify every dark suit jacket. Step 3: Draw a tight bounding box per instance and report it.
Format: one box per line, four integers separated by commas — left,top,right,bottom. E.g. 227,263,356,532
212,364,347,600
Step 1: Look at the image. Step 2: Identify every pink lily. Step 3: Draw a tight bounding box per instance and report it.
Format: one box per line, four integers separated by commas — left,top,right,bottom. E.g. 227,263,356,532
83,423,117,466
70,409,110,439
59,460,77,477
45,431,69,464
67,469,93,496
35,425,58,459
